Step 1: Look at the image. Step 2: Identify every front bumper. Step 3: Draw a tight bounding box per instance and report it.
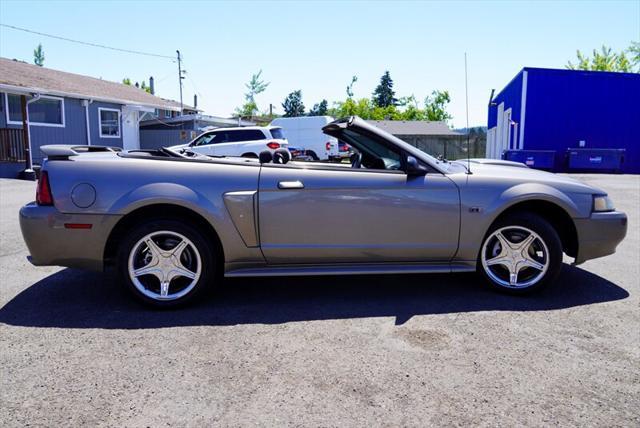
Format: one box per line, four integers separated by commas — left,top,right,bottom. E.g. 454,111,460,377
574,211,628,265
19,202,122,271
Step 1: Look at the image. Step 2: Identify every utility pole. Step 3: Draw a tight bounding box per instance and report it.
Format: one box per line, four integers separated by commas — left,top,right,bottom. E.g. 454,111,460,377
176,50,185,113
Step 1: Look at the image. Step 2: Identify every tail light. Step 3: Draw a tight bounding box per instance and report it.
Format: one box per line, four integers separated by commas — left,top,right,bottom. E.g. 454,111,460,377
266,141,280,150
36,171,53,206
326,142,332,151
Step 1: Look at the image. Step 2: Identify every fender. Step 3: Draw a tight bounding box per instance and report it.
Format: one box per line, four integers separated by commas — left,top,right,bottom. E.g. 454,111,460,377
455,182,589,261
487,182,589,220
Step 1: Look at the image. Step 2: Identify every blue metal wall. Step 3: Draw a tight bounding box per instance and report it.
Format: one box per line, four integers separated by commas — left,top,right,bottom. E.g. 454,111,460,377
488,72,523,130
489,68,640,173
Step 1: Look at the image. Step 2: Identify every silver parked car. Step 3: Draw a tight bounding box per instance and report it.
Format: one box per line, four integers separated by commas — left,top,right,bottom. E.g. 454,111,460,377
20,117,627,307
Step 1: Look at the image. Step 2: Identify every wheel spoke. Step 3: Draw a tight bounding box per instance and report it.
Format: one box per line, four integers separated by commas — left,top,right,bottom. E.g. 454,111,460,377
495,232,516,250
160,281,170,297
509,272,518,285
486,255,512,269
169,264,197,281
516,234,536,253
133,265,163,281
145,238,165,258
170,239,188,259
521,255,545,271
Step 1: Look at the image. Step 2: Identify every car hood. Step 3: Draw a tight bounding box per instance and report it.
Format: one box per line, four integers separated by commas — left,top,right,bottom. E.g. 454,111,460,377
450,159,604,194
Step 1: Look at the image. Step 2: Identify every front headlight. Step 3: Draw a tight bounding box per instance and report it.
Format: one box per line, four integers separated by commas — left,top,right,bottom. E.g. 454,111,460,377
593,195,615,212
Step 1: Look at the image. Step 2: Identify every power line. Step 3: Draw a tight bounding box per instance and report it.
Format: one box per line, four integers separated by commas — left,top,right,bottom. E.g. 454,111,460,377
0,23,175,60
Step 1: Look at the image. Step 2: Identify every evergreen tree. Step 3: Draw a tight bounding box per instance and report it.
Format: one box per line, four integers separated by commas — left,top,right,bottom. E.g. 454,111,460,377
282,90,306,117
372,71,397,107
33,43,45,67
308,99,328,116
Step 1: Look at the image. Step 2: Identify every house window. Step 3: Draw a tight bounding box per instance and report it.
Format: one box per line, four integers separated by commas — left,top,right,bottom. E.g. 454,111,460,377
5,93,65,127
99,108,120,138
165,109,172,118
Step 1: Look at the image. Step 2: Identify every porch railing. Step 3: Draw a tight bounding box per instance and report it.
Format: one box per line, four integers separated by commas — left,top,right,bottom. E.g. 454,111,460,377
0,128,26,162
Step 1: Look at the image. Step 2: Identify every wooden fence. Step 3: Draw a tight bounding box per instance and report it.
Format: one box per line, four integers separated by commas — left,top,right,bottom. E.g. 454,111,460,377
0,128,26,162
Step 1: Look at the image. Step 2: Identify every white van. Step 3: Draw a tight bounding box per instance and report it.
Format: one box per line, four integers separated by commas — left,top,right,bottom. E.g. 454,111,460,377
269,116,339,160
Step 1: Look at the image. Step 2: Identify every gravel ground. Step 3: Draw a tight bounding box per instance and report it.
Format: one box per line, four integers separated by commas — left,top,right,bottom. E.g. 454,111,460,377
0,175,638,427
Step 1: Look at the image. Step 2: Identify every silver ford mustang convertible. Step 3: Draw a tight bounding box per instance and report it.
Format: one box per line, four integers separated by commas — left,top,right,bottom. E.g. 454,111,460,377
20,117,627,307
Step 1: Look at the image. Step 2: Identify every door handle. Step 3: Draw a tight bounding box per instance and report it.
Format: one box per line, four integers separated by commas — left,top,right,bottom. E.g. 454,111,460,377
278,180,304,189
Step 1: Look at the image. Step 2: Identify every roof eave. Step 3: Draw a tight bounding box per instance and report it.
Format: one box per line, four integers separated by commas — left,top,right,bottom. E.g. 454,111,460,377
0,83,182,111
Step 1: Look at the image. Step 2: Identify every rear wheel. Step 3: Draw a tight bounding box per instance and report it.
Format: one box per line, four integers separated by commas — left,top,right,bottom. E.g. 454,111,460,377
117,219,215,308
478,213,562,294
305,150,320,161
241,152,258,158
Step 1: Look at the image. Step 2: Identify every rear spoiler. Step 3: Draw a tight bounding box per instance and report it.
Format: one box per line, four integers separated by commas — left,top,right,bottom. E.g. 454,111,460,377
40,145,122,160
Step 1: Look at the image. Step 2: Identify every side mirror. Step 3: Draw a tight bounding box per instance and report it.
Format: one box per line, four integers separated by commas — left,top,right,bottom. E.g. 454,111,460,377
406,155,428,176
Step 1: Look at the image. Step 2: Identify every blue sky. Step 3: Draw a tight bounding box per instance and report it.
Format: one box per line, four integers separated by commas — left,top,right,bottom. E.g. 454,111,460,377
1,0,638,127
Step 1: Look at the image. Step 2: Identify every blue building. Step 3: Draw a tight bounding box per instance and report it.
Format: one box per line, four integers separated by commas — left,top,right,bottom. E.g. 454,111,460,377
0,57,182,177
487,67,639,173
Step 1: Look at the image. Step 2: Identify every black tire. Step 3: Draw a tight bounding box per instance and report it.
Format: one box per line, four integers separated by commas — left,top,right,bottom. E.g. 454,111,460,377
241,152,258,158
477,212,562,295
117,219,216,308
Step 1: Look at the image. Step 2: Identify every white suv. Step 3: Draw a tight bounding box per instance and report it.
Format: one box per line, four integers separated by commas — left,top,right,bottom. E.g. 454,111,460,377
172,126,288,158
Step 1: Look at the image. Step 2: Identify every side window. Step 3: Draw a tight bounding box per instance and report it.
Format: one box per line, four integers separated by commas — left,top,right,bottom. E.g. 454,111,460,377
230,130,267,142
192,132,218,146
338,130,402,171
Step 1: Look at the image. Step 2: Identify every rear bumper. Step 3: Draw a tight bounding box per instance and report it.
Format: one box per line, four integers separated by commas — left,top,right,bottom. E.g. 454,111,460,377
574,211,627,264
19,202,121,271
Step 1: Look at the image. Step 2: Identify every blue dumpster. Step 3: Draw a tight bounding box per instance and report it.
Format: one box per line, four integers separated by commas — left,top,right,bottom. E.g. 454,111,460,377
567,149,626,172
503,150,557,171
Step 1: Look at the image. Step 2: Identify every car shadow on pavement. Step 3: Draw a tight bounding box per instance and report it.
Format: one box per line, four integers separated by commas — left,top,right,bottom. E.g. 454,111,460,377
0,264,629,329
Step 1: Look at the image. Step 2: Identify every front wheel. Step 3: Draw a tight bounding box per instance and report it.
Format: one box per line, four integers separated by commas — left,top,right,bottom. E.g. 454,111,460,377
478,213,562,294
117,219,216,308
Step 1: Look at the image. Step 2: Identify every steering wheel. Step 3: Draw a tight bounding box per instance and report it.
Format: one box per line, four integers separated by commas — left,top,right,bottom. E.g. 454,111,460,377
350,152,362,169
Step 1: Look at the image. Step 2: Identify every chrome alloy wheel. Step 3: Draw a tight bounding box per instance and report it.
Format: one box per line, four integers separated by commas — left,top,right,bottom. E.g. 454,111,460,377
127,231,202,301
481,226,550,289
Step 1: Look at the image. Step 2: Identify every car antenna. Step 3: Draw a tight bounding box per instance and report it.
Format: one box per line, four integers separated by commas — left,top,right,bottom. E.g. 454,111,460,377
464,52,472,175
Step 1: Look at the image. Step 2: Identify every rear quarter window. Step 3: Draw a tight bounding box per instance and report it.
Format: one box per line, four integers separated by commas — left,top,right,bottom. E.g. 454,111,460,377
269,128,286,139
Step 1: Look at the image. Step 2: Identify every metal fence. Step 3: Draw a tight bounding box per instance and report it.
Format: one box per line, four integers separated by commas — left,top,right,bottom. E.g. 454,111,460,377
0,128,26,162
398,134,486,161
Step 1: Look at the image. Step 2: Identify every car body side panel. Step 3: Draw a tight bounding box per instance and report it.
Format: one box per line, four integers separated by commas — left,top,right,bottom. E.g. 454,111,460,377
20,203,121,271
43,155,266,269
451,171,595,261
258,164,461,264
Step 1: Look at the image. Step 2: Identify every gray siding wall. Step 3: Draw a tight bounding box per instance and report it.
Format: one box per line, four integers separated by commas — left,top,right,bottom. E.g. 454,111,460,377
0,93,123,164
140,129,197,150
29,97,87,164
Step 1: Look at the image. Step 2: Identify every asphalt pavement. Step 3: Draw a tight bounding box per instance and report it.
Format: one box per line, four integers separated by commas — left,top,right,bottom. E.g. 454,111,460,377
0,174,638,426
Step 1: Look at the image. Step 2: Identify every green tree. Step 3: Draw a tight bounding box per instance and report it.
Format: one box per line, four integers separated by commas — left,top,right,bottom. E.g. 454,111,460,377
628,41,640,71
235,70,270,117
282,90,306,117
567,45,635,72
372,71,397,107
122,77,151,93
424,90,452,122
346,75,358,98
308,99,328,116
33,43,45,66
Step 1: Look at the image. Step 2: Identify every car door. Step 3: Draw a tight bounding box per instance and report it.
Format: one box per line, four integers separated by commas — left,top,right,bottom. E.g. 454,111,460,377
257,162,460,265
